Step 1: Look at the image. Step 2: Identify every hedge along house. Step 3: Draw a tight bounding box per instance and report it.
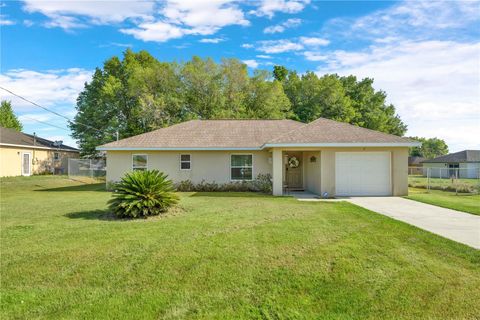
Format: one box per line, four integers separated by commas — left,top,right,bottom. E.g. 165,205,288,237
0,127,79,177
97,118,420,197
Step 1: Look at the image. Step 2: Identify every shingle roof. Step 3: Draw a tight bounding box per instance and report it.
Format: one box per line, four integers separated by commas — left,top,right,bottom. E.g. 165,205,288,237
409,156,426,165
98,120,303,149
266,118,415,145
97,118,417,150
0,127,79,151
421,150,480,163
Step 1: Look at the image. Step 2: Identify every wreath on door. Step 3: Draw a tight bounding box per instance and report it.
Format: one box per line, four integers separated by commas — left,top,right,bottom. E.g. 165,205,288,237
288,156,300,168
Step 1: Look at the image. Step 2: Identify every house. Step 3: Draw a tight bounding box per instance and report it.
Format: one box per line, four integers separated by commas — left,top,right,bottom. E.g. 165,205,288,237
97,118,420,197
408,156,425,167
421,150,480,179
0,127,79,177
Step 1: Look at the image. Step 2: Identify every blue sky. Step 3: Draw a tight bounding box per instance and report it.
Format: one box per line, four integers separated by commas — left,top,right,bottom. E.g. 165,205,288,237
1,0,479,152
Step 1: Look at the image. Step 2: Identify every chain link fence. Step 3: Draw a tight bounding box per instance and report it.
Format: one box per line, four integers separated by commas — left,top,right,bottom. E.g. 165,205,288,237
408,167,480,194
68,159,106,183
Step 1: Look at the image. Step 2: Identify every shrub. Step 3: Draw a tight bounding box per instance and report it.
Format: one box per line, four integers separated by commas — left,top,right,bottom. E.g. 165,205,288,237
108,170,179,218
176,179,195,192
174,174,273,194
249,173,272,194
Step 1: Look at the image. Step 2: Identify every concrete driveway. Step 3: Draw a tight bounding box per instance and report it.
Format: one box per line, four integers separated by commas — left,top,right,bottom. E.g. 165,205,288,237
346,197,480,249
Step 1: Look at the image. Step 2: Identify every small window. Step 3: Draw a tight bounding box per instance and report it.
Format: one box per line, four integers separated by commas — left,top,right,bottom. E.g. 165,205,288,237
231,154,253,181
54,152,60,161
132,154,148,171
180,154,191,170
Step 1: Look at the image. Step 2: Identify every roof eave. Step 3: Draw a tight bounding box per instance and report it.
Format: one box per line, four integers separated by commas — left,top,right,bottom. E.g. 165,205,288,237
262,142,421,148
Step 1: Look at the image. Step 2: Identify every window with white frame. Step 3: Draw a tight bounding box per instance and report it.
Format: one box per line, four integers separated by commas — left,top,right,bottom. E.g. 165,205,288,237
180,154,191,170
132,154,148,171
231,154,253,181
54,152,60,161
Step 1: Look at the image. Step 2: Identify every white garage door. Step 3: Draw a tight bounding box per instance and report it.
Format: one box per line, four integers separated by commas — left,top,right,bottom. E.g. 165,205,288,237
335,152,392,196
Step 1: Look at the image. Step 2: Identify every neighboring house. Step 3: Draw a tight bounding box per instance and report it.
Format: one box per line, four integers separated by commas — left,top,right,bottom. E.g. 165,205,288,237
408,156,426,167
0,127,79,177
421,150,480,179
97,118,419,197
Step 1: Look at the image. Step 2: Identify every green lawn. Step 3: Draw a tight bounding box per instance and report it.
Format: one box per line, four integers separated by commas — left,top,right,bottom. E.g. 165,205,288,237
406,188,480,215
1,176,480,319
408,175,479,193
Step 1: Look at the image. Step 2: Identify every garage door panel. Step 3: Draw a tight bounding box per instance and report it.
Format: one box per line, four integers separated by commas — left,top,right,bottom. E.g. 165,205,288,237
335,152,391,196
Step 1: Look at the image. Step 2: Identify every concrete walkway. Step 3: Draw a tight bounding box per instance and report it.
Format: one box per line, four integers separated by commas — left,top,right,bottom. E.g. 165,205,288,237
345,197,480,249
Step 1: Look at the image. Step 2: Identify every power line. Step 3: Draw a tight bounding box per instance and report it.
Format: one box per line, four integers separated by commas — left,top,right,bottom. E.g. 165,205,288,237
0,86,105,133
20,115,70,132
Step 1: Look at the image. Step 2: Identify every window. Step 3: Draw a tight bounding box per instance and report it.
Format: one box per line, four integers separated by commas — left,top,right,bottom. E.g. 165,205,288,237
132,154,148,171
180,154,191,170
231,154,253,181
54,152,60,161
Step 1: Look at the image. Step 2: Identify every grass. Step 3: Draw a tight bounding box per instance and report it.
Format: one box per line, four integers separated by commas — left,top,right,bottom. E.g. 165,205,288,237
406,187,480,216
408,175,479,193
1,176,480,319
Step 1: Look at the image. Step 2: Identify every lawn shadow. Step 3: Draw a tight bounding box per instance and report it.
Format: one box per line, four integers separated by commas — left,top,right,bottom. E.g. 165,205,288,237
190,192,272,198
64,209,117,221
35,183,107,192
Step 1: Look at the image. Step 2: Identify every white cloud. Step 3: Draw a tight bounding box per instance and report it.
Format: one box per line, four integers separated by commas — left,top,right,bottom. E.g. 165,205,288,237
0,68,92,111
242,43,254,48
324,1,480,42
252,0,310,18
22,0,154,27
299,36,329,47
317,40,480,151
23,19,34,27
121,21,187,42
199,38,225,43
257,39,304,53
121,0,248,42
257,36,329,53
256,54,273,59
242,59,260,69
264,18,301,34
303,51,327,61
0,14,15,26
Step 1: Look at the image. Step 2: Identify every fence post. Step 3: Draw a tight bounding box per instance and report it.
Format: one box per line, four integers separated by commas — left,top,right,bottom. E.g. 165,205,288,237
427,167,430,193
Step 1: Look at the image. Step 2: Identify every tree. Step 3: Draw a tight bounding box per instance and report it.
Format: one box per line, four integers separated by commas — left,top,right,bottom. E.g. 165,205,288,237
71,50,410,156
0,100,23,131
409,137,449,159
246,70,291,119
273,65,289,82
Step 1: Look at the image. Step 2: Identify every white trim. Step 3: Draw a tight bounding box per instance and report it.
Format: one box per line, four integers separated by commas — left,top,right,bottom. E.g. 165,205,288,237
180,154,191,171
230,153,254,181
97,142,420,151
21,152,32,176
132,154,148,171
0,143,78,152
263,142,421,148
97,147,262,151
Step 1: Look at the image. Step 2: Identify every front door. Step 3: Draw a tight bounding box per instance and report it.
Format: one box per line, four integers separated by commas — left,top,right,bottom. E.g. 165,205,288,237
285,152,303,190
22,152,31,176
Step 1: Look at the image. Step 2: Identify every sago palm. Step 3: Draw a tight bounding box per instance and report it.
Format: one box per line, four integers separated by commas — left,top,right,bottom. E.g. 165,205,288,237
108,170,179,218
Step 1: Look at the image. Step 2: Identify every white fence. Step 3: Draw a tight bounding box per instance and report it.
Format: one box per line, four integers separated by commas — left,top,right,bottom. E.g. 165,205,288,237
408,167,480,194
68,159,106,182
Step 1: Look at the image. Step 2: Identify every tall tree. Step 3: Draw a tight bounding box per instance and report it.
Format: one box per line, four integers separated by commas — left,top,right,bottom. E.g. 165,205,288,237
273,65,289,82
247,70,291,119
71,50,411,156
410,137,449,159
0,100,23,131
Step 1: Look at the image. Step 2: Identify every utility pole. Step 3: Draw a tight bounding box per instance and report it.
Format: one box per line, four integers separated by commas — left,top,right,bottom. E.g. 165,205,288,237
116,131,119,141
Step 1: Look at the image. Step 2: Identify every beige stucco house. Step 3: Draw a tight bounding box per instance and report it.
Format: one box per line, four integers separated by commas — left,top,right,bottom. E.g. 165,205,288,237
97,118,420,197
0,127,79,177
